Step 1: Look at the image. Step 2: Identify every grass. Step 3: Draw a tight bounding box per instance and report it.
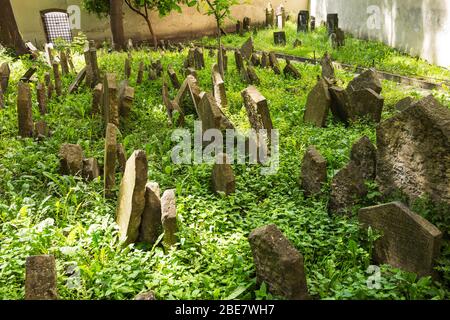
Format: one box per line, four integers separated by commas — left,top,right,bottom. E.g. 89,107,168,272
0,29,449,300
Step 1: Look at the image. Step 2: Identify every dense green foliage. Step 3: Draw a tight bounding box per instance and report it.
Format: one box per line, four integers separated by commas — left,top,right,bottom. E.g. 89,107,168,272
0,26,449,300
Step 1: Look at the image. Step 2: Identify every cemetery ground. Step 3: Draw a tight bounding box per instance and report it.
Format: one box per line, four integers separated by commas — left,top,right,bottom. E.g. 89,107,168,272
1,22,450,300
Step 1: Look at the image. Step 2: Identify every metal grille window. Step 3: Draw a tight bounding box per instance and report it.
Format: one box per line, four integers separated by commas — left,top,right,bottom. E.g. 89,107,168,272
41,10,73,43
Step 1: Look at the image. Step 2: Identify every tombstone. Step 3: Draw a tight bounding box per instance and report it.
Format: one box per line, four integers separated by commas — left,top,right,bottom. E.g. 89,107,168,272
320,52,335,81
303,78,331,127
395,96,415,112
236,20,243,36
124,58,131,79
168,66,181,89
350,136,376,181
273,31,286,45
348,88,384,123
240,37,254,60
103,73,119,127
248,224,309,300
59,51,70,75
243,17,251,32
377,95,450,205
17,82,34,138
148,67,157,81
52,62,62,96
84,43,100,88
293,39,302,48
218,46,228,75
44,72,53,100
136,61,144,84
261,52,270,68
0,62,10,93
59,144,83,176
104,123,118,198
197,92,234,132
116,150,148,245
300,146,327,197
212,153,235,195
212,64,228,109
336,28,345,47
265,3,274,27
297,10,309,33
328,161,367,215
34,121,50,141
359,202,442,277
119,81,135,118
275,4,286,29
234,50,245,72
240,66,251,84
36,82,47,115
310,16,316,31
162,81,184,126
135,291,156,300
250,53,261,67
174,75,201,116
329,86,351,124
0,88,4,109
92,83,103,115
208,48,215,57
185,67,197,78
117,143,127,174
25,42,39,59
247,65,260,85
152,60,163,77
283,60,301,79
44,43,54,66
327,13,339,35
139,182,162,245
25,255,58,300
161,189,177,247
66,48,75,72
68,67,87,94
348,69,382,95
127,38,134,51
82,158,100,181
269,52,281,74
241,86,273,139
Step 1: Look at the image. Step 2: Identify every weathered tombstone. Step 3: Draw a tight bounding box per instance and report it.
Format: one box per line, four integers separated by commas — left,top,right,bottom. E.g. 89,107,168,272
236,20,243,36
25,255,58,300
197,92,234,132
82,158,100,181
275,4,286,29
168,66,181,89
127,38,134,51
241,86,273,140
68,67,87,94
44,43,54,66
119,81,135,118
116,150,148,245
59,144,83,176
327,13,339,35
350,136,377,181
124,57,131,79
136,61,144,84
395,96,415,112
248,224,309,300
261,52,270,68
0,88,4,109
265,3,274,27
212,64,227,109
152,60,163,77
297,10,309,33
218,46,228,75
194,47,205,69
320,52,335,81
336,28,345,47
293,39,302,48
235,50,245,72
0,62,10,93
25,42,40,59
44,72,53,100
59,51,70,75
283,60,301,79
243,17,251,32
185,67,198,78
300,146,327,196
103,73,119,127
52,62,62,96
240,37,254,60
117,143,127,174
212,153,235,195
20,67,37,83
162,81,183,126
17,82,34,138
247,65,260,85
66,48,75,72
359,202,442,277
84,44,94,88
329,86,351,124
240,67,251,84
304,78,331,127
273,31,286,45
104,123,118,198
310,16,316,31
376,95,450,205
36,82,47,115
139,182,162,245
92,83,103,115
348,88,384,123
161,189,177,247
269,52,281,74
148,67,157,81
250,53,261,67
348,69,382,95
34,120,50,141
328,161,367,215
174,75,201,115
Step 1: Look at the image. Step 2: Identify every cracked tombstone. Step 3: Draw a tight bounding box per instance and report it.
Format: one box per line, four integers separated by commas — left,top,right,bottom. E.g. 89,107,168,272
212,64,227,108
211,153,235,195
82,158,100,181
161,189,178,247
116,150,148,245
359,202,442,277
104,123,118,198
25,255,58,300
139,182,162,245
17,81,34,138
59,144,83,176
36,82,47,115
303,78,331,127
248,224,310,300
300,146,327,197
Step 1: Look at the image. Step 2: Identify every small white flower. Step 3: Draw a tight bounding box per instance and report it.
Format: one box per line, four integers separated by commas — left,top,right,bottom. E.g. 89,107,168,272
35,218,55,232
60,246,78,256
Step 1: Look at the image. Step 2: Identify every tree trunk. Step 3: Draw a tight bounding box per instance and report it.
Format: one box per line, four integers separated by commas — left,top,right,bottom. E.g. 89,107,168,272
0,0,28,56
216,20,224,79
110,0,125,51
144,17,158,50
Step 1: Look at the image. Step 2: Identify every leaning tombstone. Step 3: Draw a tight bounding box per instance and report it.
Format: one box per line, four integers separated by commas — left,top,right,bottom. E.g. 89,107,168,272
240,37,254,60
36,82,48,115
104,123,118,198
20,67,37,83
250,53,261,67
119,81,135,118
59,144,83,176
68,67,87,94
212,153,235,195
168,66,181,89
139,182,162,245
248,224,310,300
359,202,442,277
247,65,260,85
197,92,234,133
269,52,281,74
212,64,227,108
25,255,58,300
300,146,327,196
116,150,148,245
303,78,331,127
17,81,34,138
66,48,75,72
161,189,178,247
283,60,301,79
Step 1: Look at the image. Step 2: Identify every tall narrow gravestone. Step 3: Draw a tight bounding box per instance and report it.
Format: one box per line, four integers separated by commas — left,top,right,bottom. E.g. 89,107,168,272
212,64,227,109
0,62,10,92
265,3,274,27
17,82,34,138
139,182,162,245
116,150,148,245
103,73,119,127
25,255,58,300
52,62,62,96
297,11,309,33
161,189,178,247
249,224,310,300
359,202,442,277
36,82,47,115
104,123,118,198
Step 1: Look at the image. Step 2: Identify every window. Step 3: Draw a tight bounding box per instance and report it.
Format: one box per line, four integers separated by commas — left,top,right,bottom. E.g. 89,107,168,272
41,9,73,43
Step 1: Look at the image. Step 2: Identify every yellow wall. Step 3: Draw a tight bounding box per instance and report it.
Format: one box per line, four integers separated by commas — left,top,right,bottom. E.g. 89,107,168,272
11,0,308,48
